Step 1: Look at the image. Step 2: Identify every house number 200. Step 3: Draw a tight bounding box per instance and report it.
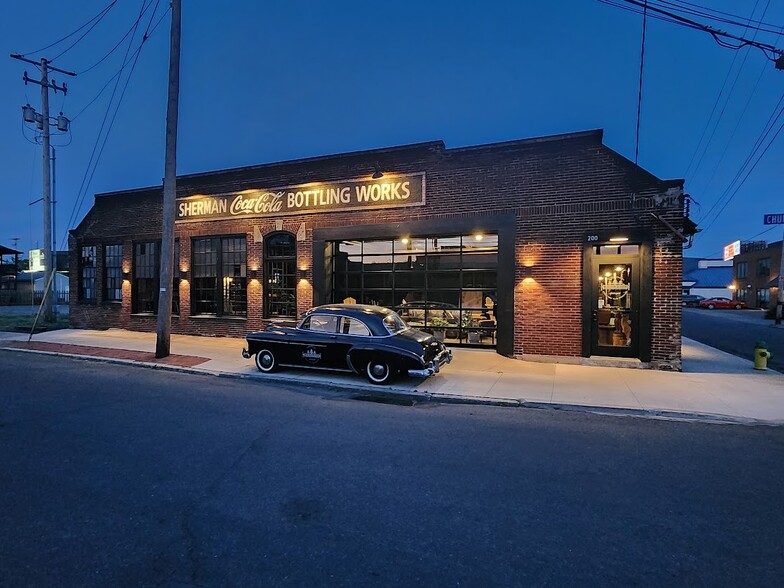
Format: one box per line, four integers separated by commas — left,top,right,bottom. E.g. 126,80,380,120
587,235,599,242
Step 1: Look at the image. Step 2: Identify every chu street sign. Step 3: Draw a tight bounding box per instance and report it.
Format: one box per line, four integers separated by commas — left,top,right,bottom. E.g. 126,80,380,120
763,213,784,225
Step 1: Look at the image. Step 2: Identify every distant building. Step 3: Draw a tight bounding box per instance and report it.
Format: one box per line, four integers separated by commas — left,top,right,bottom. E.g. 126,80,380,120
683,257,733,299
731,240,781,309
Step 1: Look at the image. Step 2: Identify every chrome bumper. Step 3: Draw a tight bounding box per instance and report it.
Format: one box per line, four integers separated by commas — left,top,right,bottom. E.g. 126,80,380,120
241,347,251,359
408,348,452,378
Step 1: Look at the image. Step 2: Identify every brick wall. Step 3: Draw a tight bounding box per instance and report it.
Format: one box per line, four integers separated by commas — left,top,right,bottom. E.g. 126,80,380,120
70,130,686,368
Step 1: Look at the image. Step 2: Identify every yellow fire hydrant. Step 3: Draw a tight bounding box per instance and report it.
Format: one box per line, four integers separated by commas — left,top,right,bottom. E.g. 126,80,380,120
754,341,772,370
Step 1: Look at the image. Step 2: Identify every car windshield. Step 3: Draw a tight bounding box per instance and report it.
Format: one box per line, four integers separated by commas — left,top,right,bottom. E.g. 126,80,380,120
383,312,407,334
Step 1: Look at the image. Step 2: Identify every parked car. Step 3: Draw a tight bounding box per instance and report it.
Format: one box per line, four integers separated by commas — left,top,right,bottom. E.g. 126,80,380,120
682,294,705,307
698,297,746,310
242,304,452,385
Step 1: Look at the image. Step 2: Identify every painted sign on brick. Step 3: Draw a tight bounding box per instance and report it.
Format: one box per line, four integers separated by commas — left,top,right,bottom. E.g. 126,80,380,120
176,173,425,223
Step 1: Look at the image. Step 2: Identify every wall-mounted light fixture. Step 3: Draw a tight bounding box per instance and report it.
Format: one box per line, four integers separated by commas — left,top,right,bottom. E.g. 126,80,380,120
122,271,131,281
180,269,189,280
248,268,259,279
522,266,534,282
728,283,737,291
298,267,308,280
609,236,629,243
372,163,384,179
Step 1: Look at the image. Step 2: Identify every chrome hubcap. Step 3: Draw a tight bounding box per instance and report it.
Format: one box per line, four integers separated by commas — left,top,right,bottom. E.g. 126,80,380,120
371,364,386,377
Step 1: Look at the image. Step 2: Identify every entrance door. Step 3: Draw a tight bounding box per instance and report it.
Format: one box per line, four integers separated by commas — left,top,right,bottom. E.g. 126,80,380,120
590,255,639,358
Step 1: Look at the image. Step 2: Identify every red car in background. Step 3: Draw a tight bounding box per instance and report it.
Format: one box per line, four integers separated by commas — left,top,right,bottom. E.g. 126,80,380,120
698,297,746,310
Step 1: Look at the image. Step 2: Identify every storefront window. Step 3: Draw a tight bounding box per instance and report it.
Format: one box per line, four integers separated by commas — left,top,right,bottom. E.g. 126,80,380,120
757,258,771,277
192,237,246,317
757,288,770,307
329,234,498,346
104,245,123,302
132,241,180,314
80,246,97,301
264,232,296,318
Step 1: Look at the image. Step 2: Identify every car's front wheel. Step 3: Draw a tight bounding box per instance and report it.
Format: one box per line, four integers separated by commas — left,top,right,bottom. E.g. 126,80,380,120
255,348,278,373
365,359,395,385
707,304,715,310
734,304,743,310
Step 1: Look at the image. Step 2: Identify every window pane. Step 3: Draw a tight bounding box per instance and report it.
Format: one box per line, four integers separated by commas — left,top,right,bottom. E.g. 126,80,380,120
80,246,97,301
192,238,217,315
104,244,123,301
222,237,246,316
309,314,338,333
264,233,296,318
340,317,371,336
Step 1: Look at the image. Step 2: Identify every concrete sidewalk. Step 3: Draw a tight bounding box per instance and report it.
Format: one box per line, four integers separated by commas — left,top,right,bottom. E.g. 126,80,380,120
1,328,782,424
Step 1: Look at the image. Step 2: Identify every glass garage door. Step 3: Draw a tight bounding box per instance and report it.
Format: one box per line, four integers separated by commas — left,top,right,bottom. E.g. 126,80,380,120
328,234,498,347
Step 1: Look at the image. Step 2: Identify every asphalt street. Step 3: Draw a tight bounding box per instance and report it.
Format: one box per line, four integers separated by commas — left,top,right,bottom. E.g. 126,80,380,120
683,307,783,371
1,351,783,587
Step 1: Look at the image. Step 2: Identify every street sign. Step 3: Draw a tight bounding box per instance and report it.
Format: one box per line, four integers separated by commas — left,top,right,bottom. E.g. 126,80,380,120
763,213,784,225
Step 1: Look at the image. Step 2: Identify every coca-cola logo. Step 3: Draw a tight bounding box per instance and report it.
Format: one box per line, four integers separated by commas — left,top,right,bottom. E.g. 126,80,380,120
229,192,284,215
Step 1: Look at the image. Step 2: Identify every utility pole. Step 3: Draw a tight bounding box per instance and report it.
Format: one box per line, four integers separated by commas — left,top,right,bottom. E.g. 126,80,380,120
155,0,182,358
51,146,58,314
11,54,74,322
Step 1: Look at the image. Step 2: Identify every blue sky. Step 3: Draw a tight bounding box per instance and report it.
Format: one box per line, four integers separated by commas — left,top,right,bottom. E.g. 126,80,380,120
2,0,782,259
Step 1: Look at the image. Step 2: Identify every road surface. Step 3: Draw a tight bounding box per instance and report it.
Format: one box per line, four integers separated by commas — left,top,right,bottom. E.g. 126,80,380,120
1,351,783,586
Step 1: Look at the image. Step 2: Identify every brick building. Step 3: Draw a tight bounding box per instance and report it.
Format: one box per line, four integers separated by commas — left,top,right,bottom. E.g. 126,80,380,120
732,240,782,309
69,130,693,369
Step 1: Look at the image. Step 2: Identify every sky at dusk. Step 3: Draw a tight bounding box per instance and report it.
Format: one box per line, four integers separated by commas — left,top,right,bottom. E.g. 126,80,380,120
1,0,782,259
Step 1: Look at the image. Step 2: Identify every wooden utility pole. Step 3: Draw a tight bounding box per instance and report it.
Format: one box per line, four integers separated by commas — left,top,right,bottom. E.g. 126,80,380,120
10,54,74,322
155,0,182,358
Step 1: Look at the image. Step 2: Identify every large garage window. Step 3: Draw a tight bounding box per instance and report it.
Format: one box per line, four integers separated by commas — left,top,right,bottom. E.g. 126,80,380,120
192,236,246,317
264,232,296,318
132,241,180,314
328,234,498,346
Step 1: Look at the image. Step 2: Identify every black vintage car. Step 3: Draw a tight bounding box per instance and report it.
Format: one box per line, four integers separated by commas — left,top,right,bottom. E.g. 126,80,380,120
242,304,453,385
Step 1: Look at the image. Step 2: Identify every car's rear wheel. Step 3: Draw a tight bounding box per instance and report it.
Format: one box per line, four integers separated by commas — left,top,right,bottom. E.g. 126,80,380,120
734,304,743,310
255,348,278,373
707,304,715,310
366,359,394,385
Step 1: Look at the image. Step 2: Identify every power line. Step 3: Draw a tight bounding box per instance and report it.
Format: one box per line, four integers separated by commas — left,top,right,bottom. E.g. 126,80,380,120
656,0,784,35
77,0,158,75
700,92,784,224
685,0,768,181
696,21,784,199
698,105,784,236
634,1,648,165
63,1,168,246
597,0,784,61
19,1,118,59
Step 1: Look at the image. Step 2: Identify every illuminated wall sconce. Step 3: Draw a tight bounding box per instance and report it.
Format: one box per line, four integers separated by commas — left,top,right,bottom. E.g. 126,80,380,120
298,267,308,280
728,283,737,291
372,163,384,179
522,266,534,283
248,268,259,279
609,235,629,243
180,269,189,280
122,271,131,281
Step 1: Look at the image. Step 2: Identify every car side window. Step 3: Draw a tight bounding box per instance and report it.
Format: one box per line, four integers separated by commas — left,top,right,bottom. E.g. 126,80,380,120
308,314,339,333
340,317,371,336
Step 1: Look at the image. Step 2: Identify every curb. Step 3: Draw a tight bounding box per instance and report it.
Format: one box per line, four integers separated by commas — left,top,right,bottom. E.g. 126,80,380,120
2,345,781,426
